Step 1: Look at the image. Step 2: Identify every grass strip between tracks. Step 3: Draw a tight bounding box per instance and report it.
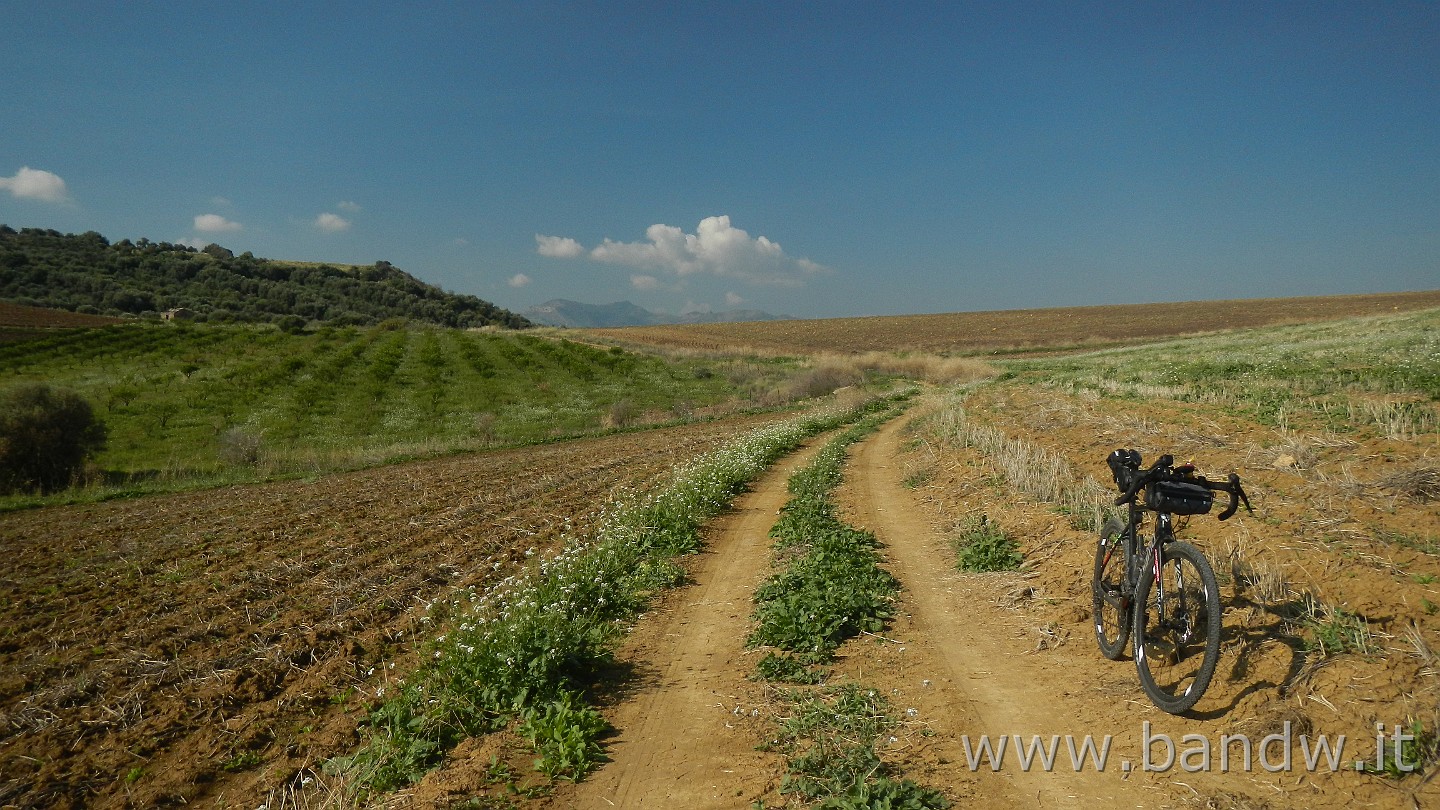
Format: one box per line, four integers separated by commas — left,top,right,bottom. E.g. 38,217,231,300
326,387,915,799
748,406,951,809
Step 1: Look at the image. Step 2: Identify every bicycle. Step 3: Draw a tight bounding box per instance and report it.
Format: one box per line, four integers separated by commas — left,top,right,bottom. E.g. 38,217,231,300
1092,449,1252,714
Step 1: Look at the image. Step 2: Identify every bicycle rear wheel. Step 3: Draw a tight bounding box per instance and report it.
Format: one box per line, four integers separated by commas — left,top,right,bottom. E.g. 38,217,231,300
1092,515,1129,660
1133,541,1221,714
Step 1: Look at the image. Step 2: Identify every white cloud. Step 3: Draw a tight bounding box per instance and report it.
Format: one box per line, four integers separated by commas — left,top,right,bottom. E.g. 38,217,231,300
588,216,824,286
535,233,584,258
210,196,232,208
0,166,69,203
630,274,660,291
314,212,351,232
337,200,362,212
725,291,745,307
194,213,242,233
508,273,531,288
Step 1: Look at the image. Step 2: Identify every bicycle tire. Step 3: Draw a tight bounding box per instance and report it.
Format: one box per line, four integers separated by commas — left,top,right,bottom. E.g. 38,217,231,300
1092,515,1129,659
1133,540,1221,715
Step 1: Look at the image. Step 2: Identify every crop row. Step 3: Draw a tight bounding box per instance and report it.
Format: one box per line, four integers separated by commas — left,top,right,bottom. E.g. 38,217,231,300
0,323,743,505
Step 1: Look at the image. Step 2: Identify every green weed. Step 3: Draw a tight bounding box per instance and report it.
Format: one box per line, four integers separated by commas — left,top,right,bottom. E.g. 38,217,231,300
220,750,262,772
953,515,1022,573
1299,597,1378,658
754,652,828,684
1358,718,1439,778
517,691,609,780
749,411,906,659
764,684,948,808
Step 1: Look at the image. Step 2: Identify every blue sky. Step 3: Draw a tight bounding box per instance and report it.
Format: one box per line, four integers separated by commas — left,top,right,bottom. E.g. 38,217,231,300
2,2,1436,319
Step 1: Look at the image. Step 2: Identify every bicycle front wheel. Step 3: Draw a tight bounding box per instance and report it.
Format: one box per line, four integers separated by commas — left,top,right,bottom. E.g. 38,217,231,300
1133,541,1221,715
1092,515,1129,660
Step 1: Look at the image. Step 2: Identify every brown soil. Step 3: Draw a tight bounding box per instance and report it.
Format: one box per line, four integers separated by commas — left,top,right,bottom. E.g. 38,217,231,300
0,301,123,343
0,411,793,809
582,290,1440,356
834,413,1160,807
889,386,1440,809
513,389,1434,809
0,301,123,330
8,378,1438,809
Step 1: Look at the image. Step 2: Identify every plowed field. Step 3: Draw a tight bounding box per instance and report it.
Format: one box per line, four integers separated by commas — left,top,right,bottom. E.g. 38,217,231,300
0,412,792,809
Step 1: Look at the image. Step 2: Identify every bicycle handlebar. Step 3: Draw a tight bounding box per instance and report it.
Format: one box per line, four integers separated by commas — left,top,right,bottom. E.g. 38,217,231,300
1107,449,1252,521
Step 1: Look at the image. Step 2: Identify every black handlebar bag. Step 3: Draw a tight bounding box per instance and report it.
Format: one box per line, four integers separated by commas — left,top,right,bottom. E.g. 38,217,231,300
1145,480,1214,515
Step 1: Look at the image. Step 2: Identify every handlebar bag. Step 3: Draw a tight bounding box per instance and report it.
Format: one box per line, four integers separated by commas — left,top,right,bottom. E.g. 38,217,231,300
1107,450,1139,491
1146,480,1214,515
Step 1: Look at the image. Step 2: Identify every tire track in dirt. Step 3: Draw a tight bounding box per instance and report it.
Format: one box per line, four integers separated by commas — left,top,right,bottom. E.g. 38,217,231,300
545,440,837,809
837,410,1162,809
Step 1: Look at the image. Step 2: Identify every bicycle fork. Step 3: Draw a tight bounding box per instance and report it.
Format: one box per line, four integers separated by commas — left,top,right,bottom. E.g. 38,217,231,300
1148,516,1196,651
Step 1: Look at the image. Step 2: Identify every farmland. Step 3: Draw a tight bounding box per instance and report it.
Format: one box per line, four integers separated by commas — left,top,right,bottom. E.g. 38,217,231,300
0,322,812,508
0,408,833,808
586,289,1440,356
2,295,1439,809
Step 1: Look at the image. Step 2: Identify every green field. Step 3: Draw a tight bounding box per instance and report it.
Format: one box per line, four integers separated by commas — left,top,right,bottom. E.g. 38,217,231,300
0,322,804,503
1001,306,1440,439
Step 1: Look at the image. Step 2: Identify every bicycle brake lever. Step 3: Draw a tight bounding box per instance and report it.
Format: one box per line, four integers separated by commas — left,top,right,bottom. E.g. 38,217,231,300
1217,473,1251,521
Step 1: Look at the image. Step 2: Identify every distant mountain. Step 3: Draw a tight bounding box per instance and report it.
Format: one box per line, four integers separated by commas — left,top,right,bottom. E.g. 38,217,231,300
0,225,532,329
525,299,789,328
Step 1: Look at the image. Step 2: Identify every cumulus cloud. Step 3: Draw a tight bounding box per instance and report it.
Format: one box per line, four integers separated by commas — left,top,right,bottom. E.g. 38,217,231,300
314,212,351,232
544,216,825,286
508,273,531,288
337,200,362,212
0,166,69,203
194,213,242,233
630,274,660,291
535,234,584,258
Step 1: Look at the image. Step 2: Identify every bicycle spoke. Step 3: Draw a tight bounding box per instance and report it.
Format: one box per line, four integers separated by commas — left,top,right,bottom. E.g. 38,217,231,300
1134,542,1221,714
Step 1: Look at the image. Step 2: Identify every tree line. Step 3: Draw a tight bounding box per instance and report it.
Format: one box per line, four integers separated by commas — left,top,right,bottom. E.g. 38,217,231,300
0,225,532,329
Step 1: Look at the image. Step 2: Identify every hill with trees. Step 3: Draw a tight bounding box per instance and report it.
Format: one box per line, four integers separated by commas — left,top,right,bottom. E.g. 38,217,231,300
0,226,531,329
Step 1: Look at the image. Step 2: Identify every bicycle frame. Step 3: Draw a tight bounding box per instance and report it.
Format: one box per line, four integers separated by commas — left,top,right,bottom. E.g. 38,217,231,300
1113,503,1176,599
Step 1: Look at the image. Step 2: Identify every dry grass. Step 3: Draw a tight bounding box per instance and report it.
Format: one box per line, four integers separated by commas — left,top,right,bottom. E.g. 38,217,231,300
1404,624,1438,677
1378,464,1440,503
929,397,1109,531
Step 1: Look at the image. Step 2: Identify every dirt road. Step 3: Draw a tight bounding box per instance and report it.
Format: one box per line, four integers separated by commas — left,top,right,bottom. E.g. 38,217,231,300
838,412,1161,808
544,440,834,808
543,409,1168,808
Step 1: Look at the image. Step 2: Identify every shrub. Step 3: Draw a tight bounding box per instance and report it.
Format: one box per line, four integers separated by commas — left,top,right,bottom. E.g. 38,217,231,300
0,383,108,494
785,363,864,401
218,426,265,467
277,314,308,334
606,399,636,428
